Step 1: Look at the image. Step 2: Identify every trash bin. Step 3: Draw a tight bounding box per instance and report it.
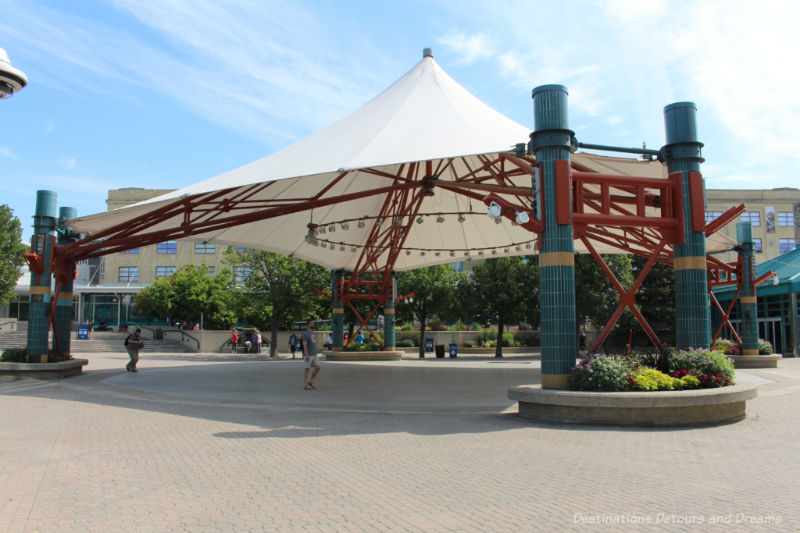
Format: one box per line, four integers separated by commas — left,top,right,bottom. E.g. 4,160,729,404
77,325,89,340
435,344,445,358
449,343,457,358
154,328,164,340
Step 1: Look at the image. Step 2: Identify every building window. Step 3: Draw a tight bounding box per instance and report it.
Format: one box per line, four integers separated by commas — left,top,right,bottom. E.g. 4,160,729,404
777,212,795,226
195,242,216,254
157,241,177,254
740,211,761,226
779,239,796,253
120,248,139,254
206,266,215,276
233,266,252,283
118,266,139,282
235,246,245,253
753,238,762,253
155,266,176,279
705,211,723,224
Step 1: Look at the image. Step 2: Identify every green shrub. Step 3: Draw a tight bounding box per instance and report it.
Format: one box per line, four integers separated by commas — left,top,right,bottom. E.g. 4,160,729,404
630,368,699,391
428,316,447,331
758,339,774,355
570,354,632,391
477,329,496,345
449,321,468,332
513,330,540,347
463,340,476,348
668,348,735,387
712,338,741,356
395,331,419,347
1,347,27,363
398,322,415,331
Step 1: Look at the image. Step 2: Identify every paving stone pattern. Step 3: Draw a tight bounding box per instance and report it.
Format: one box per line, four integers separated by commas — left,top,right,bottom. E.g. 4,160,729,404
1,352,798,532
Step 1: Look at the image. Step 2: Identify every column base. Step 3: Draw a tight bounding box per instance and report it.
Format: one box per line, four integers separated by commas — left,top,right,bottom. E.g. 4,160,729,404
541,374,570,389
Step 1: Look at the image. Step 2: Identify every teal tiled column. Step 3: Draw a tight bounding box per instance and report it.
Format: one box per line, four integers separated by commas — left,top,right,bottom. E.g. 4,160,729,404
664,102,711,349
532,85,576,389
26,190,57,362
332,269,345,349
53,206,77,356
383,273,396,350
736,222,759,355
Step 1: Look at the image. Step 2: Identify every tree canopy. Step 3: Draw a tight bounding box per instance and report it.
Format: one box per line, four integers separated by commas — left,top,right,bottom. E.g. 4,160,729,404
224,248,331,356
135,264,237,330
396,264,465,357
466,256,539,357
0,205,27,305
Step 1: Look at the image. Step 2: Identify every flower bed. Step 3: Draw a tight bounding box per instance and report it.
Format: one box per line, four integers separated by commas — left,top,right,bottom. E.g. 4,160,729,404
569,348,735,392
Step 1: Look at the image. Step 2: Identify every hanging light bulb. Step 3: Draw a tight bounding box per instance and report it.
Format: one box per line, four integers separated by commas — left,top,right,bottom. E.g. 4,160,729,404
351,247,356,252
435,251,441,256
340,245,345,251
395,217,403,226
420,251,426,256
436,215,445,223
341,223,349,230
305,226,318,245
318,226,326,234
449,251,455,257
516,246,521,251
328,225,336,233
457,213,466,223
494,217,502,224
492,249,497,255
479,251,484,256
525,243,532,249
357,219,365,229
406,250,411,255
416,216,424,224
504,248,509,254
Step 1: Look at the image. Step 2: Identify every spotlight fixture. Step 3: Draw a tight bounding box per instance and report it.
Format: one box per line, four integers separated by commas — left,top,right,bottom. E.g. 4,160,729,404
0,48,28,99
486,201,501,218
457,213,466,223
515,211,530,225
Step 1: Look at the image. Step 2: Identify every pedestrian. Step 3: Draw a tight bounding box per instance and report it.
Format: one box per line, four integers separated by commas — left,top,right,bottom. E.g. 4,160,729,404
579,328,587,352
325,333,333,350
125,327,143,372
302,319,321,390
254,330,262,355
231,329,238,353
355,331,365,345
288,333,298,359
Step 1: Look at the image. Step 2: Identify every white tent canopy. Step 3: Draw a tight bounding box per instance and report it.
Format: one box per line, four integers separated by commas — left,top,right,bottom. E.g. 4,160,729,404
70,50,731,271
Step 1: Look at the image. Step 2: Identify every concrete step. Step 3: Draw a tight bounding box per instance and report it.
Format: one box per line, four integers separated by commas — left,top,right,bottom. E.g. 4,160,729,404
0,330,194,353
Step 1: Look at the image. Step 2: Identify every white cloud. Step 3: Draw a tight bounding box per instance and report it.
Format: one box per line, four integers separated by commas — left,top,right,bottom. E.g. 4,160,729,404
57,157,77,170
0,0,397,146
437,32,494,64
0,147,18,160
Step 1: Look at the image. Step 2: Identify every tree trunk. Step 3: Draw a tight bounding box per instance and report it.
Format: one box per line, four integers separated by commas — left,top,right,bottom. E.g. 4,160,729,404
270,317,280,357
495,315,504,358
417,305,426,358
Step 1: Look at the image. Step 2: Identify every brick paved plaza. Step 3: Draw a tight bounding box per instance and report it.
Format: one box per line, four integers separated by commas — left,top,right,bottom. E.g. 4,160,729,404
1,352,798,532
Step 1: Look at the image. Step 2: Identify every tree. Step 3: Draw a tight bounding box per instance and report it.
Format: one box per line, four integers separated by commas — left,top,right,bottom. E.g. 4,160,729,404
395,264,465,358
224,248,331,356
574,253,634,334
0,205,27,305
135,265,237,330
468,256,539,357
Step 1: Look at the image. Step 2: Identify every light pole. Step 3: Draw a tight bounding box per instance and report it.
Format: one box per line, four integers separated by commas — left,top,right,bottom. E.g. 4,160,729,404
0,48,27,98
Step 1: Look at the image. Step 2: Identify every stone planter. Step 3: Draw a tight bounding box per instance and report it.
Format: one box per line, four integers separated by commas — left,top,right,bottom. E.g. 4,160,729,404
323,351,403,361
508,383,758,427
729,355,781,368
0,359,88,380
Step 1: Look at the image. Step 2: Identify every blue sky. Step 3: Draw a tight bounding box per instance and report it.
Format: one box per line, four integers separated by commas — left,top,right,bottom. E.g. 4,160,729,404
2,0,799,241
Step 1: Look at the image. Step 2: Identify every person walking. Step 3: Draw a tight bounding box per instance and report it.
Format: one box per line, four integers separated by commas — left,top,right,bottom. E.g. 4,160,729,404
231,329,239,353
125,327,143,372
254,330,262,355
288,333,298,359
302,320,321,390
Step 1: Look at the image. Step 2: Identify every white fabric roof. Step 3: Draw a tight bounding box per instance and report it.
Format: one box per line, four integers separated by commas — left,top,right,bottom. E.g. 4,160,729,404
71,51,730,270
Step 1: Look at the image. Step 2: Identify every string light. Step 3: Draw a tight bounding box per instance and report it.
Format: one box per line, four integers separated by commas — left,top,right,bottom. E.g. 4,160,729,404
457,213,465,223
318,226,326,234
328,225,335,233
341,223,349,230
416,216,424,224
358,220,366,229
436,216,445,223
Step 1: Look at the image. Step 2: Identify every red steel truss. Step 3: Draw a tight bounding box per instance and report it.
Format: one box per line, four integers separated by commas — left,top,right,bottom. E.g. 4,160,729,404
42,151,761,354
